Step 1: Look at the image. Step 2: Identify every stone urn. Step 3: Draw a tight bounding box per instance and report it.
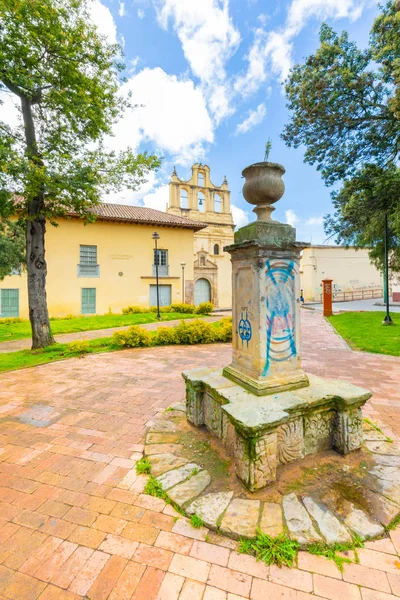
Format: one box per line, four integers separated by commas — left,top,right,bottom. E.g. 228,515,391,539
242,162,285,222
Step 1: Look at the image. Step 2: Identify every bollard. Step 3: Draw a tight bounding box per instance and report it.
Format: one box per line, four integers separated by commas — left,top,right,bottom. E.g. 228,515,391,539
322,279,333,317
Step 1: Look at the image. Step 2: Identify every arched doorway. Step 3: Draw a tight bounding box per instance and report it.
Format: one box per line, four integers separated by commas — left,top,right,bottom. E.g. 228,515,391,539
194,278,211,305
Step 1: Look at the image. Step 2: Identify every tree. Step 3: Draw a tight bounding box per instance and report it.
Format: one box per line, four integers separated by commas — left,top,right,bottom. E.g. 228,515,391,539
0,0,160,348
325,164,400,272
282,1,400,267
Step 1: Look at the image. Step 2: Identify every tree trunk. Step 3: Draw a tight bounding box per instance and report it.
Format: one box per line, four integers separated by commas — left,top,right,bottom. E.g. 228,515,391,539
26,216,54,349
20,96,55,349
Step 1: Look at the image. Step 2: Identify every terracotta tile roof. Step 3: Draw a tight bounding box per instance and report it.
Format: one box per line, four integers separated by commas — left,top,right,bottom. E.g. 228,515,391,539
71,203,206,231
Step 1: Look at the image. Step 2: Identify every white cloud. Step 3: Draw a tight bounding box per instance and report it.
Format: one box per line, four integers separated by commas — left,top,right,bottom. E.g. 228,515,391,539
110,67,214,165
232,205,250,228
142,184,170,210
0,93,21,128
154,0,240,121
138,8,145,18
285,209,299,227
237,0,369,95
306,216,323,226
89,0,118,44
235,103,266,135
118,2,125,17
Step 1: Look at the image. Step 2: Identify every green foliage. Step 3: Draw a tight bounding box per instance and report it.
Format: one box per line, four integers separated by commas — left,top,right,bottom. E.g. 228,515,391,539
194,302,214,315
239,531,299,568
122,306,145,315
386,512,400,532
156,326,179,345
214,317,233,342
190,514,204,529
67,340,90,355
0,218,25,281
308,535,364,572
328,312,400,357
170,303,196,314
143,477,169,502
112,325,153,348
136,457,151,475
173,320,217,344
325,164,400,272
0,317,24,325
282,3,400,268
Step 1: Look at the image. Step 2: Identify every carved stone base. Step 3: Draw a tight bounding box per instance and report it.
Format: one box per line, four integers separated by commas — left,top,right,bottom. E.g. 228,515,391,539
184,369,370,492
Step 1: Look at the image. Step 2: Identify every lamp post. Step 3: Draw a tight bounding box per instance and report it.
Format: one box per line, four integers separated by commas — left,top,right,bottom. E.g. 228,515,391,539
152,232,161,320
383,213,393,325
181,261,186,303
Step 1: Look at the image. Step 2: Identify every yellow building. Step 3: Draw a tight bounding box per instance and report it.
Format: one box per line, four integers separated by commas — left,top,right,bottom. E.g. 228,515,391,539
0,204,205,319
300,245,383,302
167,163,234,308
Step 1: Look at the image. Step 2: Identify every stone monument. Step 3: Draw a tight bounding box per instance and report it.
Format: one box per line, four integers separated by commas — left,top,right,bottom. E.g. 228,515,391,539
184,161,371,492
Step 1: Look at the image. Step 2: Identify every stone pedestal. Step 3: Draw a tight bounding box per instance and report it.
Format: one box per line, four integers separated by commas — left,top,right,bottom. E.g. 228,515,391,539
184,370,370,491
184,160,372,491
223,222,308,396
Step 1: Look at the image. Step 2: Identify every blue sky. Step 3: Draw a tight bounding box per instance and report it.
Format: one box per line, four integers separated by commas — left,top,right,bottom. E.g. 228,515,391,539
91,0,379,243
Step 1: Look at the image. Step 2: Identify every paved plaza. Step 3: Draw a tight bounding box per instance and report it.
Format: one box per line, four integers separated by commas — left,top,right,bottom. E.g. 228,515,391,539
0,310,399,599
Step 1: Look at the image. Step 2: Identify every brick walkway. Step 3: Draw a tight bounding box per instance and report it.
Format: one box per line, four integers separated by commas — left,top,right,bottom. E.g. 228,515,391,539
0,310,399,599
0,316,224,354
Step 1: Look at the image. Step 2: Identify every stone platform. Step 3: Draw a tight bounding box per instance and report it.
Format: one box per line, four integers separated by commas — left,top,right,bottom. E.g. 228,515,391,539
144,405,400,545
184,368,371,491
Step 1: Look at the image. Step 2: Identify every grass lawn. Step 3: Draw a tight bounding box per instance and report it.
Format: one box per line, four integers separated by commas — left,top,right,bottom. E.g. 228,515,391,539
328,311,400,356
0,312,199,343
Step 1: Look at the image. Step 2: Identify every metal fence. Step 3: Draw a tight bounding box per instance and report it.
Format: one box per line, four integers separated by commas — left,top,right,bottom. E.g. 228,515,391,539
319,288,384,302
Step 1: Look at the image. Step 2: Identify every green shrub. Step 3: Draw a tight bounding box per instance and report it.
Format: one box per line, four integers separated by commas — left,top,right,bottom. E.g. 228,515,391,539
194,302,214,314
155,327,179,345
174,320,217,344
113,325,153,348
149,305,174,313
170,303,196,314
67,340,91,354
122,305,144,314
0,317,24,325
214,317,232,342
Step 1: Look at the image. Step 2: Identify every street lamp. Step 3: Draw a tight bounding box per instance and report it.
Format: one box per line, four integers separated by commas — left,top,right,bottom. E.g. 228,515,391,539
152,231,161,320
180,261,186,303
383,213,393,325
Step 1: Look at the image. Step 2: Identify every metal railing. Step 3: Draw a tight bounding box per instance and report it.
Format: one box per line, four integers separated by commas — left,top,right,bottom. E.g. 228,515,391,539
77,264,100,277
152,264,169,277
319,288,384,302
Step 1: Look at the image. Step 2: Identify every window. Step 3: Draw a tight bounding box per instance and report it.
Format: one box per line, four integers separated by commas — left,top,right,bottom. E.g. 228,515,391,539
180,189,189,209
78,245,99,277
214,193,222,213
198,172,204,186
81,288,96,314
213,244,220,255
10,265,22,276
0,289,19,317
198,191,205,212
153,249,169,277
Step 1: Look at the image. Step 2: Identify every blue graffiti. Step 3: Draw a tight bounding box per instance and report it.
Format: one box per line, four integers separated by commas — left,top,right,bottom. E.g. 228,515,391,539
263,259,297,375
238,311,252,347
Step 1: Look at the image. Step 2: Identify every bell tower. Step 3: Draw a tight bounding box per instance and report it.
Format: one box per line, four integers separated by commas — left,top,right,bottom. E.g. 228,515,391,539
167,164,234,308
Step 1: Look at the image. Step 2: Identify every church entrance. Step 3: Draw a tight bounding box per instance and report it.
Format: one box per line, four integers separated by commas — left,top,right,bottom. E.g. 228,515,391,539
194,278,211,305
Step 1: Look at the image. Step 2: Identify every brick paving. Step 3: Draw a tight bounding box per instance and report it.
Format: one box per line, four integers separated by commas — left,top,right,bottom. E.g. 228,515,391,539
0,310,398,599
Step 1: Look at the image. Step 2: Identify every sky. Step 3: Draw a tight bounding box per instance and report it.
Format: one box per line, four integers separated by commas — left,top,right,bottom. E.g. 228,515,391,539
3,0,381,243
